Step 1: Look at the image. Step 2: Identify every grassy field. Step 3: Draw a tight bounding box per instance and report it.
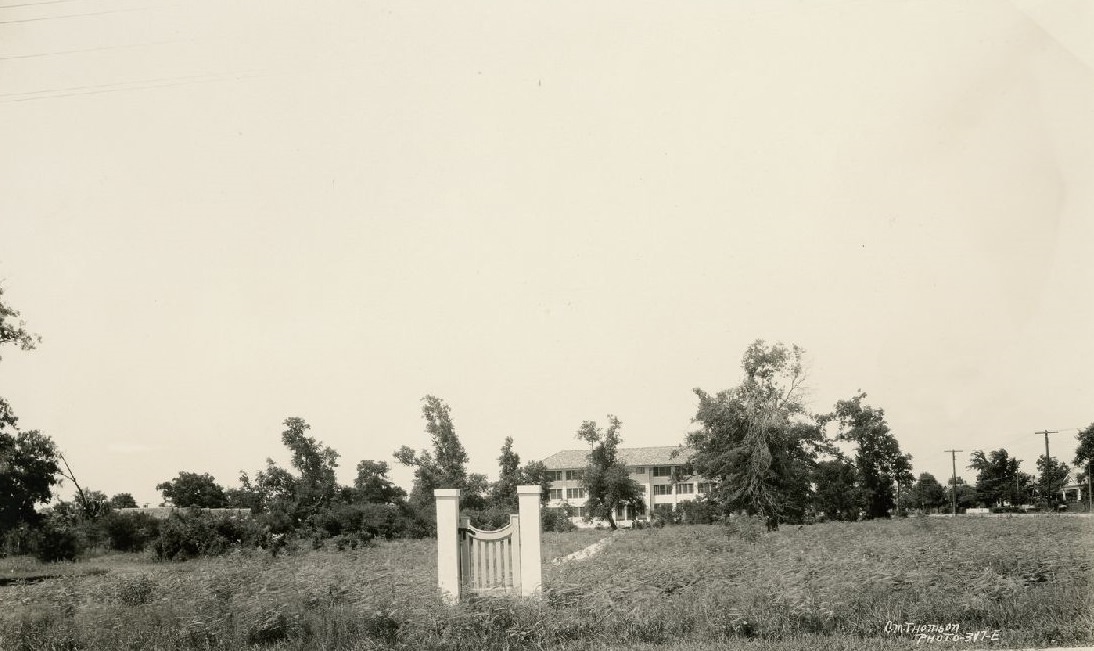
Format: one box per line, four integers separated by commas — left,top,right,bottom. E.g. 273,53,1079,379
1,516,1091,650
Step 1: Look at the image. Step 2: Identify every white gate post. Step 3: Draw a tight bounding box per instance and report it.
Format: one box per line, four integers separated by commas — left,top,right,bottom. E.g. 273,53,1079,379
434,488,462,604
516,485,543,597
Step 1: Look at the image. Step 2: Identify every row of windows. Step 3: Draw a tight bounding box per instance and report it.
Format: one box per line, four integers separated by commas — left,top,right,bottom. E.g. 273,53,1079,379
651,482,717,495
547,465,697,480
548,487,589,500
545,470,587,482
549,481,716,498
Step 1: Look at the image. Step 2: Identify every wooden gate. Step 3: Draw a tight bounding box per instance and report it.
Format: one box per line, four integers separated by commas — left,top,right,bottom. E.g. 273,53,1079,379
435,485,542,603
458,515,521,595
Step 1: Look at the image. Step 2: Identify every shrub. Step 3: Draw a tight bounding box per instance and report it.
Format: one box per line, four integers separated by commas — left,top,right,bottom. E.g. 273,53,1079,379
152,509,261,560
677,499,719,525
32,518,86,563
543,507,577,533
102,512,161,552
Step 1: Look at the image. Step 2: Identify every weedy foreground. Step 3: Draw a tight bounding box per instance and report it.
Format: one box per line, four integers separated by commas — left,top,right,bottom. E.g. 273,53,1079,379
0,517,1090,650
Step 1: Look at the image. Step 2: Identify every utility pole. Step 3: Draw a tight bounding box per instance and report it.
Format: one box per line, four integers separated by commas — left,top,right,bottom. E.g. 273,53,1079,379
1087,461,1092,514
1038,429,1058,460
945,449,962,516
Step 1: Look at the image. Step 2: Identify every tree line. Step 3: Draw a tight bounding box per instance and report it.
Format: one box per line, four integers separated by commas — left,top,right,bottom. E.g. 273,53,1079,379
4,285,1094,561
572,340,1093,531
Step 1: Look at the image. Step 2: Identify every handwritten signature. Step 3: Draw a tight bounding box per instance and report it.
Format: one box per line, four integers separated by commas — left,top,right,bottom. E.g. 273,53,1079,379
884,621,1002,643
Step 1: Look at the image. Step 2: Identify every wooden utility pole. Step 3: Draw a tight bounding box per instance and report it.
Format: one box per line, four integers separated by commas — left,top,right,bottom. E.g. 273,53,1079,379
1038,430,1058,460
945,449,962,515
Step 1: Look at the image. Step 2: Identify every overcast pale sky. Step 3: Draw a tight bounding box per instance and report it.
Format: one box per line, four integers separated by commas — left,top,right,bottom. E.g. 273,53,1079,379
2,0,1092,507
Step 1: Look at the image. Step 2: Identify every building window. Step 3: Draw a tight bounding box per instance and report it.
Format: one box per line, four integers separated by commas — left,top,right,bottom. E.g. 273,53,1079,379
565,470,585,481
698,482,713,495
653,484,673,496
676,483,694,495
652,466,674,477
575,506,588,518
566,487,587,500
653,503,674,515
548,489,563,501
631,466,646,474
545,471,563,482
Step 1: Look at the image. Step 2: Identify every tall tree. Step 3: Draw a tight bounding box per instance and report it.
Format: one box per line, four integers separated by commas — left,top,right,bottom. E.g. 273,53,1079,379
280,417,339,512
0,286,61,535
394,395,486,510
517,459,552,506
0,428,61,533
968,449,1022,507
688,340,826,530
353,460,406,504
908,472,947,512
1074,423,1094,485
156,471,229,508
812,456,861,521
489,436,523,511
827,392,913,519
1035,455,1070,503
576,415,644,530
946,476,978,510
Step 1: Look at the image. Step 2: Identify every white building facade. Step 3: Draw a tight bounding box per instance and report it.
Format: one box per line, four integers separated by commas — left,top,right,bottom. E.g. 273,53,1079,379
541,446,713,527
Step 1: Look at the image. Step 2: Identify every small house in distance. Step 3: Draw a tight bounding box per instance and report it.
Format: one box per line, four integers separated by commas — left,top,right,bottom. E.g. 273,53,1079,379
541,446,711,527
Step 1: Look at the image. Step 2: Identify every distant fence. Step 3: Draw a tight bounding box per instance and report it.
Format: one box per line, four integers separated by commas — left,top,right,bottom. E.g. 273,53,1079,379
434,486,542,604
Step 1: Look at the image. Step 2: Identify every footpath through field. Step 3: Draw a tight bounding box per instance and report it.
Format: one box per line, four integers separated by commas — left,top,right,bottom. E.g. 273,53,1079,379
549,530,620,565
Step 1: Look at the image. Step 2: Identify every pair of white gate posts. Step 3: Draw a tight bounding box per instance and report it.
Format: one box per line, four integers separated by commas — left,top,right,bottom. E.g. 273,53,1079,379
434,485,543,604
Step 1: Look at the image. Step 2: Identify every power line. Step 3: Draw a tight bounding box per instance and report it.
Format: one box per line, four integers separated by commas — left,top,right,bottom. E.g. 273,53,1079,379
0,40,176,61
0,0,93,9
0,6,145,24
0,70,258,104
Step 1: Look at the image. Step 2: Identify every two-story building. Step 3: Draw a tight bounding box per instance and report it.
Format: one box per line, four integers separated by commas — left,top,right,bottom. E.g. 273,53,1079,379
541,446,713,527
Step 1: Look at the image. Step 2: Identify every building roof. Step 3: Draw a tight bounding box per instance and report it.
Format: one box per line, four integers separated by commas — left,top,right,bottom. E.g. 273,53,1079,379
542,445,693,469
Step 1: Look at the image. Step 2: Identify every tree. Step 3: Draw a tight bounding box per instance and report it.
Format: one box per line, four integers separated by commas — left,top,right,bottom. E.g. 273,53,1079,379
394,395,486,510
968,449,1022,507
812,457,861,521
225,472,263,511
489,436,523,511
517,459,552,507
576,415,644,530
827,392,913,519
1,286,61,536
251,461,298,510
946,477,978,511
485,437,550,510
908,472,947,512
1074,423,1094,488
1035,455,1070,504
156,471,229,508
353,460,406,504
688,340,827,530
109,493,138,509
280,417,339,512
0,428,61,533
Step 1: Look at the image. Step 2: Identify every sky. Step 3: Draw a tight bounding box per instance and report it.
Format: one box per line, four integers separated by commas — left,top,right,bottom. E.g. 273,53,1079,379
1,0,1092,507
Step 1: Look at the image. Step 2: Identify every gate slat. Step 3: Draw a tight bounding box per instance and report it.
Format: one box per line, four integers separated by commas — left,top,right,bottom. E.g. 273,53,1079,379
501,537,510,589
458,516,524,596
